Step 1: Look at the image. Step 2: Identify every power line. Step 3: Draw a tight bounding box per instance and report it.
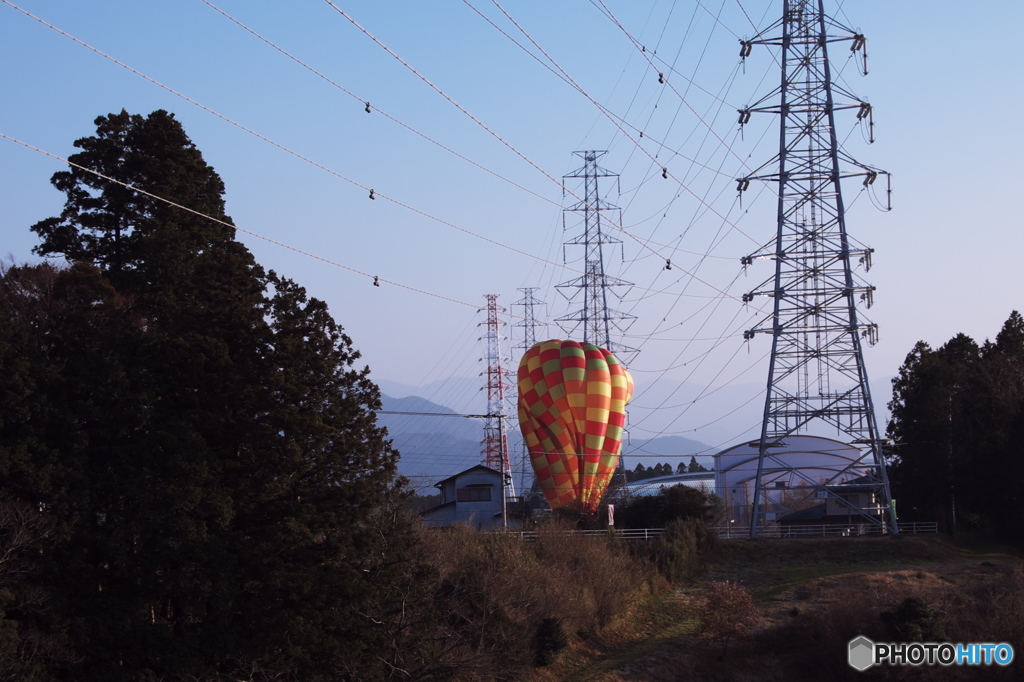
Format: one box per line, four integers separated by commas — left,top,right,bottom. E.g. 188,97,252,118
588,0,773,193
451,3,785,432
476,0,764,254
0,0,573,275
327,0,759,282
379,411,492,419
18,0,736,309
0,132,481,309
323,0,573,203
456,11,751,303
199,0,562,210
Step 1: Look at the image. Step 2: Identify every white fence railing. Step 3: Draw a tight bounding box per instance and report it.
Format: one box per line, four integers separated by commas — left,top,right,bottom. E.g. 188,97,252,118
508,522,938,541
511,528,664,541
712,521,939,539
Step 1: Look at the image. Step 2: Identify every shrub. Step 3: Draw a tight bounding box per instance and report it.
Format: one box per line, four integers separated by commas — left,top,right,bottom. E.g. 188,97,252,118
533,617,568,667
396,520,666,679
649,517,717,583
881,597,947,642
617,485,719,528
699,581,759,658
625,515,718,584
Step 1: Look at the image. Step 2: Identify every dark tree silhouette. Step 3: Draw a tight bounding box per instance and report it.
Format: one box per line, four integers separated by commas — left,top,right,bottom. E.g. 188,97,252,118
3,110,410,680
887,312,1024,542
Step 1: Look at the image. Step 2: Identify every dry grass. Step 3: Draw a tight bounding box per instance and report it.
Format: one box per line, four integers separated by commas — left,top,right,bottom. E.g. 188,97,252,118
397,520,669,680
389,530,1023,681
557,535,1024,682
750,563,1024,681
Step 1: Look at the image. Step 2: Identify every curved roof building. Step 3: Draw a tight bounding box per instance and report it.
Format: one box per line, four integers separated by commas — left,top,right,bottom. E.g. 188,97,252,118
714,435,878,526
617,471,716,499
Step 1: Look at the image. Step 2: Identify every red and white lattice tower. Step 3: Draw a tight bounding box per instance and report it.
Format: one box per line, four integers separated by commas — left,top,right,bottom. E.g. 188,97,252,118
480,294,510,474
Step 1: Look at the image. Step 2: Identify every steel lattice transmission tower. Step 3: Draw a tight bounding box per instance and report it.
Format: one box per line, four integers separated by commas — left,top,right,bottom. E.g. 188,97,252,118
556,151,637,362
512,287,546,352
738,0,897,537
555,151,637,494
511,287,545,499
480,295,511,493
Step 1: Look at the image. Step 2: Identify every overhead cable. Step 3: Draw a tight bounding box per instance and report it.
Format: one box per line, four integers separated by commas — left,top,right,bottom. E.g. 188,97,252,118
589,0,772,198
482,0,762,247
322,0,573,204
10,0,741,304
327,0,755,291
199,0,562,210
1,0,573,274
0,132,480,309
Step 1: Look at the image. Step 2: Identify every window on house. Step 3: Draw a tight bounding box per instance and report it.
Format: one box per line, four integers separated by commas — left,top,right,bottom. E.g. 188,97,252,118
457,486,492,502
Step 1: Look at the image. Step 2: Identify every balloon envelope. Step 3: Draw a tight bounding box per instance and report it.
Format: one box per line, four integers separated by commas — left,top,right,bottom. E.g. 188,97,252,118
517,340,633,512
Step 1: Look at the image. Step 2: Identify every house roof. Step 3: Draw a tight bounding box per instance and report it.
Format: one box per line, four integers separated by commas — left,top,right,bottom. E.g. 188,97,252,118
832,474,877,491
420,500,456,516
433,464,502,488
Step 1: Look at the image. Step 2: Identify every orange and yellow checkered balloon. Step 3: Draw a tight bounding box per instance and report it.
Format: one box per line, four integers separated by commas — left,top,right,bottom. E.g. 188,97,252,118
517,340,633,512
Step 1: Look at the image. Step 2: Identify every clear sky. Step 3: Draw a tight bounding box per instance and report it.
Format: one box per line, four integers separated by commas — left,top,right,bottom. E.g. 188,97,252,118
3,1,1023,471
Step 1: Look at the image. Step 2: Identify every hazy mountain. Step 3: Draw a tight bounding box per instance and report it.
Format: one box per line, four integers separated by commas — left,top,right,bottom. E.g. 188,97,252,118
377,377,484,417
377,372,897,492
379,394,486,490
380,392,715,492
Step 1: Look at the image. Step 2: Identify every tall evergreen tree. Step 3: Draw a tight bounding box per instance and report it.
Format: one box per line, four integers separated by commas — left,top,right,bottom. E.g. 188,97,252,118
887,312,1024,542
968,312,1024,536
886,335,979,531
4,110,409,680
32,110,237,295
687,456,708,473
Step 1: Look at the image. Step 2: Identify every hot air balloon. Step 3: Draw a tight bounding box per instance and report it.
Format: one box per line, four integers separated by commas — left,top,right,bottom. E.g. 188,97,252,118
517,339,633,512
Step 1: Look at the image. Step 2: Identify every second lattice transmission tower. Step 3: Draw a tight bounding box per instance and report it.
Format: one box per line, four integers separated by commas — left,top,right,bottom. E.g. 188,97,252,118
556,151,637,362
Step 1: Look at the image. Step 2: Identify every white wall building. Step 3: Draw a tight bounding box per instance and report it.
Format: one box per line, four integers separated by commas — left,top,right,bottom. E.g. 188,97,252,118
421,465,512,530
713,435,874,526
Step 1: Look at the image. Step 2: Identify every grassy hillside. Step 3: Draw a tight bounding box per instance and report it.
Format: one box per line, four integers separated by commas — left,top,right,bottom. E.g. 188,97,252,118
538,534,1023,681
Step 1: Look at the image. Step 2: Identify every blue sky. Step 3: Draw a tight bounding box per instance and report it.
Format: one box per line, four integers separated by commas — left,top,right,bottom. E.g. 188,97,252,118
3,1,1023,471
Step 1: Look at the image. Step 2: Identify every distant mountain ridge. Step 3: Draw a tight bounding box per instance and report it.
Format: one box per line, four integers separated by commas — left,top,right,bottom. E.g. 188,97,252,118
375,373,898,491
378,394,484,489
378,393,715,491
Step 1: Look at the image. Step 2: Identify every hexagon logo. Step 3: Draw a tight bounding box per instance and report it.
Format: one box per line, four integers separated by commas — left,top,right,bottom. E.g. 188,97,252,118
848,636,875,671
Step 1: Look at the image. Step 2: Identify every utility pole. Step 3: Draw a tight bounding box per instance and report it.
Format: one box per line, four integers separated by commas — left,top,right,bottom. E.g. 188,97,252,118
738,0,897,537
